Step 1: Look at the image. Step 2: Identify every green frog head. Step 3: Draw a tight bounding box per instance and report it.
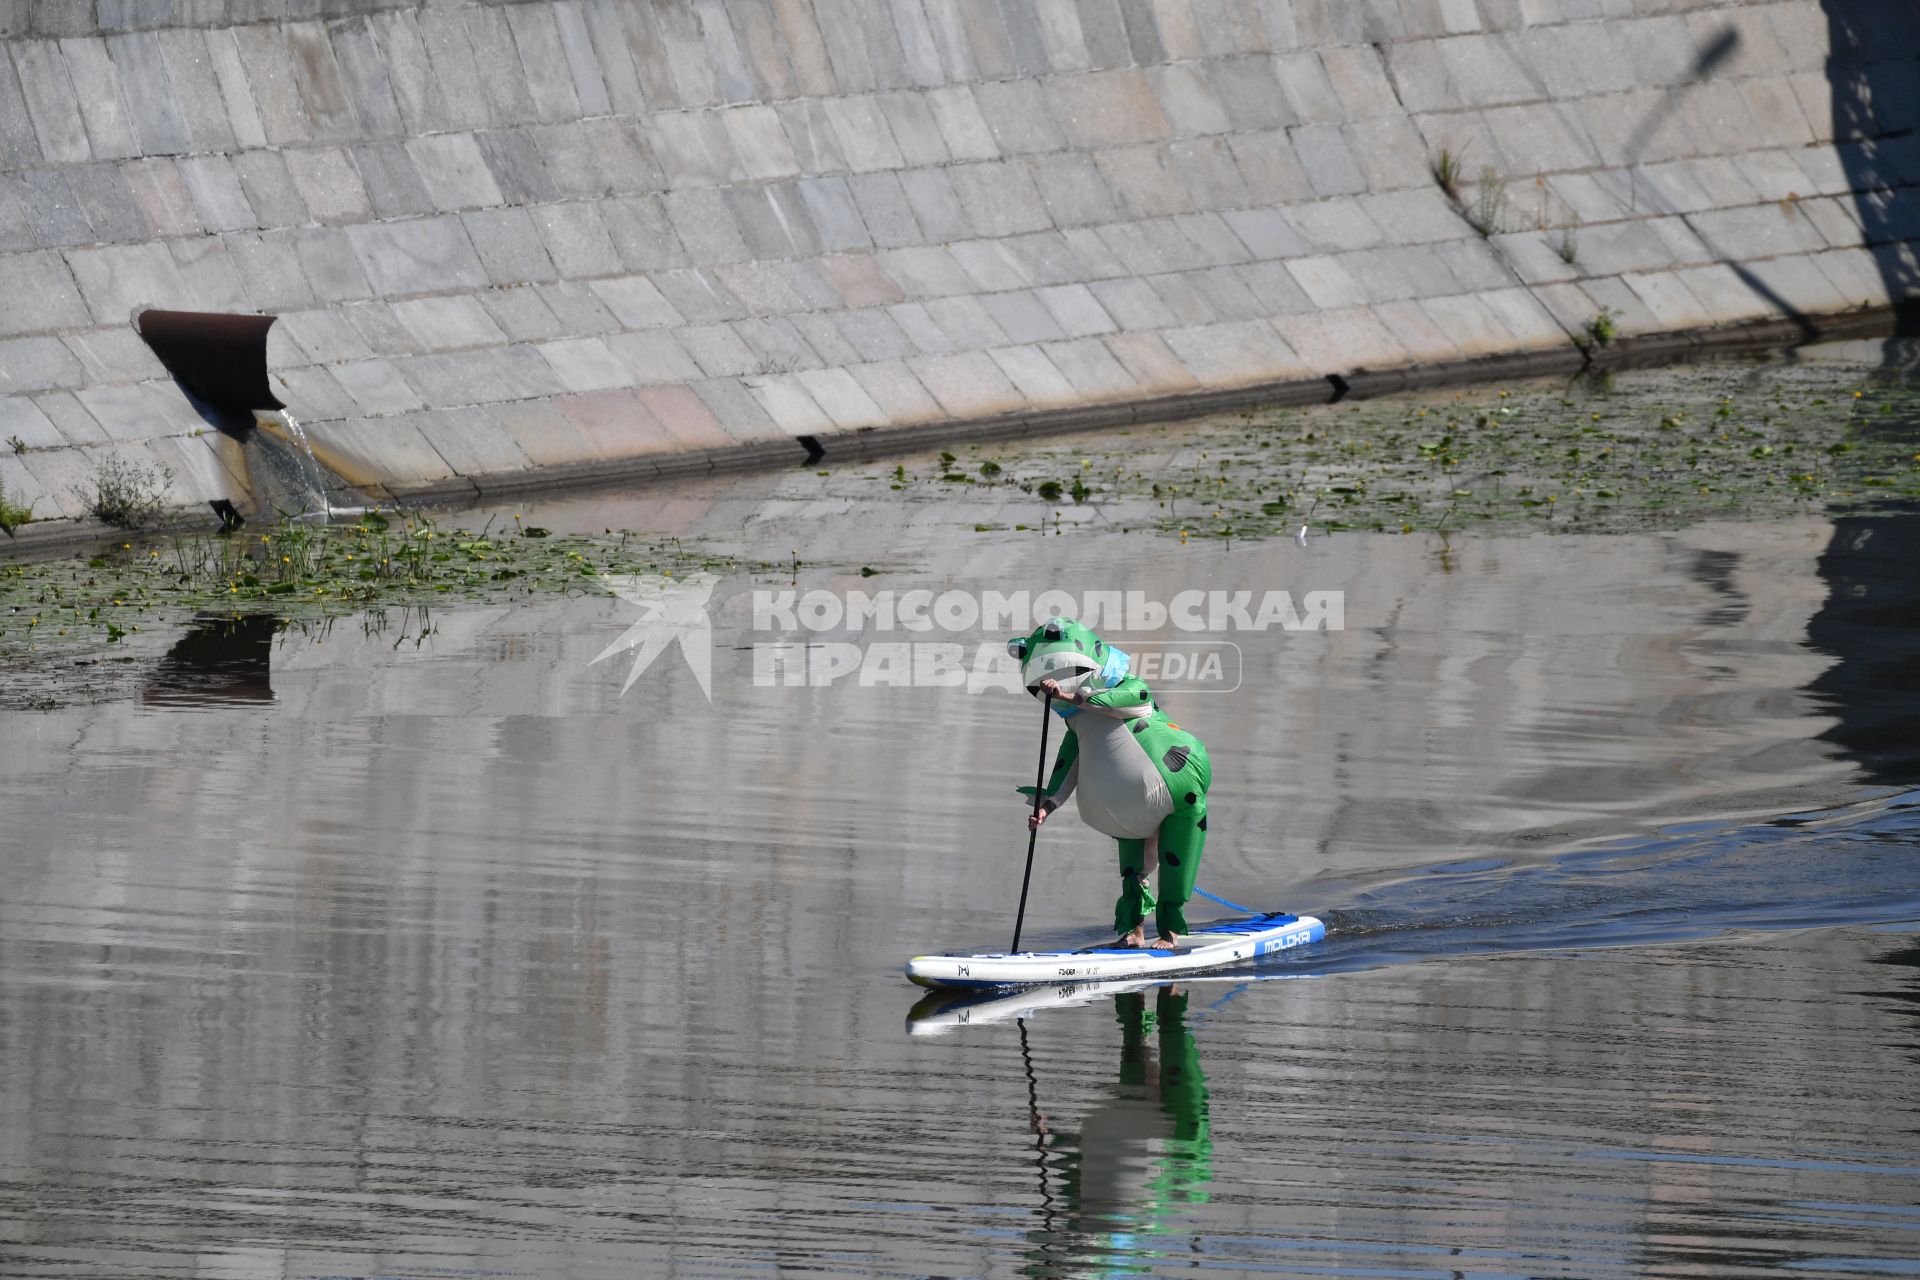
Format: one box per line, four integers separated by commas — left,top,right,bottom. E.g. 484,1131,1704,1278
1007,617,1131,707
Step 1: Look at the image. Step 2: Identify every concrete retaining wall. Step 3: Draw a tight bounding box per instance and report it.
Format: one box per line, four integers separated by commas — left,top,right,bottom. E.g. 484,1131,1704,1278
0,0,1915,529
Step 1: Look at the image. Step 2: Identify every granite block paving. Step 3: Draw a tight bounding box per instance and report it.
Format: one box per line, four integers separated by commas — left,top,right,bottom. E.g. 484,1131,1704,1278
308,414,458,485
0,0,1914,525
795,365,888,428
554,388,681,458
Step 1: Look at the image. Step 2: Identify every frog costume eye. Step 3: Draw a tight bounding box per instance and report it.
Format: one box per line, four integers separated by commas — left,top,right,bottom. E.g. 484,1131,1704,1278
1007,637,1029,660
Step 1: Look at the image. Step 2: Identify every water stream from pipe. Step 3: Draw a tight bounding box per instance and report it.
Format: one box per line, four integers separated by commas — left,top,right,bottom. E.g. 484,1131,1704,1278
266,410,369,520
275,409,331,518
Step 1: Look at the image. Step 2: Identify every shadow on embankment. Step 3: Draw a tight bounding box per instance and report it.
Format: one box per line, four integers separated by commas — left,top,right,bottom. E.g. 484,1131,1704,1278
1824,1,1920,349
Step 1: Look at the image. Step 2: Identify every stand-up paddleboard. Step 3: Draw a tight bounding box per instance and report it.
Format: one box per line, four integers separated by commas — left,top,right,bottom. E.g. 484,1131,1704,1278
906,911,1324,991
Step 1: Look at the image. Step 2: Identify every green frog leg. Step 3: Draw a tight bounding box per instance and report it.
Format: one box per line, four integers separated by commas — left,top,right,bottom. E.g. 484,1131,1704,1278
1137,722,1210,938
1152,798,1206,938
1113,835,1155,937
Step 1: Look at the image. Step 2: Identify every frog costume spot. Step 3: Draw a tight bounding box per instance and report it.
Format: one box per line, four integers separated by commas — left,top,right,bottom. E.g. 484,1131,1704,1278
1008,617,1212,941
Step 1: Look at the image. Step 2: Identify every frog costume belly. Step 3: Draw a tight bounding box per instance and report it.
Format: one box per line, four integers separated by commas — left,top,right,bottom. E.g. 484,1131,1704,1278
1009,618,1213,941
1063,710,1172,838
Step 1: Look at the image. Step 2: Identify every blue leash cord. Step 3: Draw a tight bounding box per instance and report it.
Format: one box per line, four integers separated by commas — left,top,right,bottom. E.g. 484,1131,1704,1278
1191,885,1263,916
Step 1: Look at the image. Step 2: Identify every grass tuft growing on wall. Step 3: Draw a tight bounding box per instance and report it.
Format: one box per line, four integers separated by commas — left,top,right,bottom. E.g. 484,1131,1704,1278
0,484,32,537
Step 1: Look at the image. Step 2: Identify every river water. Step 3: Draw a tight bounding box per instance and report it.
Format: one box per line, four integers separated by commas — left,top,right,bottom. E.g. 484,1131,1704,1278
3,350,1919,1278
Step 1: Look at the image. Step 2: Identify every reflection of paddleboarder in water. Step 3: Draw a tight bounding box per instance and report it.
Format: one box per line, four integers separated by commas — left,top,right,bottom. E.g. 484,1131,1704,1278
1022,986,1212,1275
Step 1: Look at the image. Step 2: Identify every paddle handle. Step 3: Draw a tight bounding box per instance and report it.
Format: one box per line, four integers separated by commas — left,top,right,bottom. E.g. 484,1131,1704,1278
1009,691,1053,954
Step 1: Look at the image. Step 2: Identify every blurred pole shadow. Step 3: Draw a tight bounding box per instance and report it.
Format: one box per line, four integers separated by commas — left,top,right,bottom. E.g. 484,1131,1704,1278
1622,26,1824,340
1621,12,1919,352
1823,1,1920,369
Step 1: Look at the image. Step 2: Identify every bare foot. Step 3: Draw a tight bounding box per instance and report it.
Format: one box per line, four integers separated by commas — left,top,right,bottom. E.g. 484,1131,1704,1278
1150,934,1180,950
1119,925,1147,948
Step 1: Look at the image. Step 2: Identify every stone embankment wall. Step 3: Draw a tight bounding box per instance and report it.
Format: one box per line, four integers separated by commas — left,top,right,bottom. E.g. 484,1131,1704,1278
0,0,1913,527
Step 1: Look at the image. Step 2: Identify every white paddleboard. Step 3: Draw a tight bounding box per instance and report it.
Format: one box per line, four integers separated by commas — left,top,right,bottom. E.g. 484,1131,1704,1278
905,912,1325,990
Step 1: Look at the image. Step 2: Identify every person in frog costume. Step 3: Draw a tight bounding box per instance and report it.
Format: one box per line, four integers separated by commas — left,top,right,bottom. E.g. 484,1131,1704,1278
1008,617,1211,949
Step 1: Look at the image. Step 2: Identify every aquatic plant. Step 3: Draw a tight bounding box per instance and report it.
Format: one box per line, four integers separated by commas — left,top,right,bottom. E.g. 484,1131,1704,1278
884,365,1920,543
0,511,760,656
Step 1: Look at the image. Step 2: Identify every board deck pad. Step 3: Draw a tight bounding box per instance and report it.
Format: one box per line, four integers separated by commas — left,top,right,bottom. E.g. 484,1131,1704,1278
905,912,1325,990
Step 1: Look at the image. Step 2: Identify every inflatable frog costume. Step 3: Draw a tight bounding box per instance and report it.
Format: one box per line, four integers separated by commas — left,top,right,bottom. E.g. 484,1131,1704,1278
1009,617,1211,945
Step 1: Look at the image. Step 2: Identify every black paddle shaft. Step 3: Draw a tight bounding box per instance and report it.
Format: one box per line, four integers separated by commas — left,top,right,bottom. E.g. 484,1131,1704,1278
1010,691,1054,954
